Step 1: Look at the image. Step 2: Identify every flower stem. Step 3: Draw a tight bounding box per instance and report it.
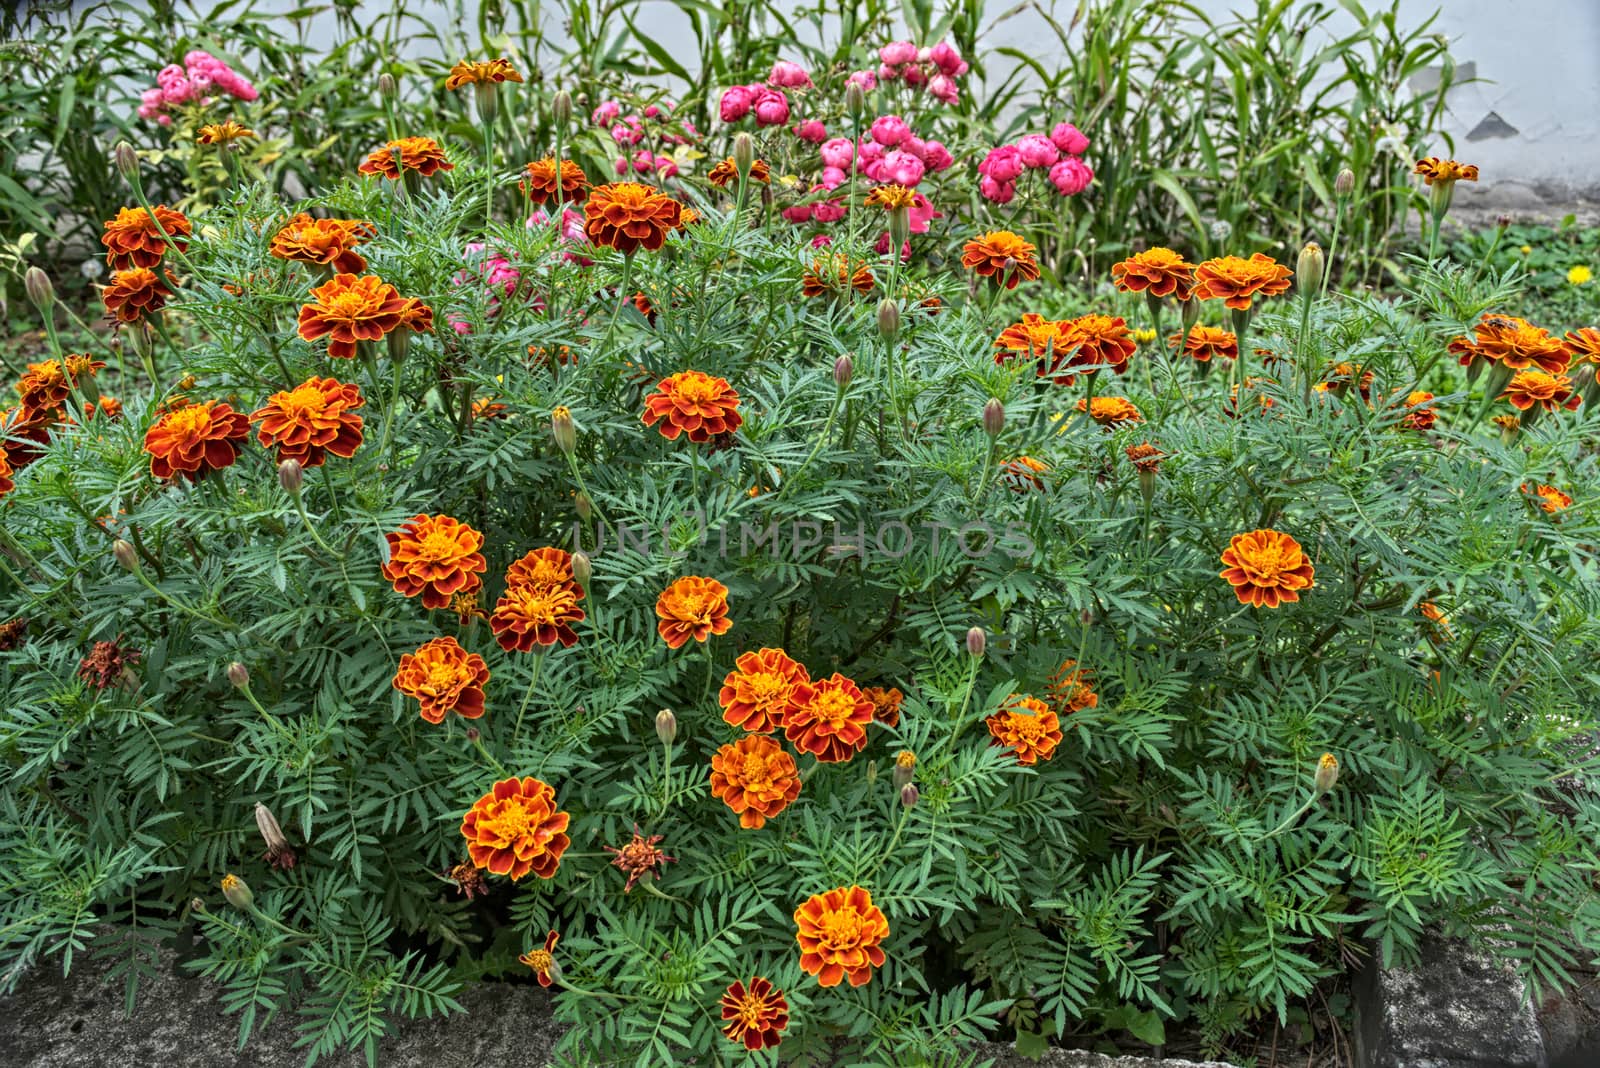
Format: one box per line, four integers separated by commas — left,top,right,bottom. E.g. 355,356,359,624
513,652,545,744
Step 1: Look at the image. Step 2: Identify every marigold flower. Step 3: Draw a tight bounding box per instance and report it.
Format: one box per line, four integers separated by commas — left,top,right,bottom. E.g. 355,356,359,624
460,776,570,880
794,885,889,987
519,931,560,986
655,576,732,649
719,647,810,734
1419,601,1453,640
1193,253,1292,311
1168,325,1238,362
1219,529,1314,609
1400,390,1436,431
490,549,586,651
708,157,772,188
102,268,173,322
862,686,904,727
382,513,487,609
444,58,523,89
78,635,140,690
994,314,1072,377
143,400,251,481
961,230,1039,289
1001,455,1050,492
522,157,590,204
721,977,789,1050
1563,328,1600,362
393,636,489,723
358,136,454,179
1057,314,1137,381
102,205,191,269
1075,395,1143,426
250,376,364,467
0,617,27,649
1523,482,1572,514
0,450,13,498
1317,362,1376,403
864,183,916,210
709,734,801,828
986,694,1063,764
802,254,875,298
640,370,742,445
1125,443,1164,473
1047,661,1098,714
1449,314,1570,374
603,826,676,891
16,357,99,412
1502,370,1580,413
583,181,684,254
297,274,414,359
1223,377,1279,418
784,672,873,763
270,214,376,275
196,121,255,145
1414,157,1478,185
1111,247,1197,300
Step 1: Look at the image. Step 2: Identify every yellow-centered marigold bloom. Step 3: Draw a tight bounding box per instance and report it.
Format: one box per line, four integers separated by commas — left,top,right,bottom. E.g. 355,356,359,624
1219,529,1314,609
1400,390,1436,431
720,977,789,1050
802,254,875,298
1111,247,1197,300
1057,314,1137,380
1420,602,1453,640
250,376,364,468
358,136,454,179
1000,455,1050,492
1449,314,1570,374
994,314,1072,379
392,636,489,723
196,121,255,145
784,673,874,763
719,648,810,734
961,230,1039,289
1564,328,1600,361
16,357,100,412
709,734,801,828
444,58,523,89
270,214,376,275
794,885,889,987
656,576,732,649
491,547,586,651
102,205,191,270
1168,325,1238,362
862,686,904,727
460,776,570,880
1125,443,1164,473
641,370,742,444
0,450,13,498
143,400,251,481
583,181,684,254
1523,482,1572,513
1047,660,1098,714
1193,253,1293,310
864,183,917,210
1502,371,1580,413
1075,395,1143,426
102,268,173,323
381,514,487,609
297,274,414,359
1413,157,1478,185
708,157,772,188
519,931,559,986
986,694,1063,765
522,157,590,205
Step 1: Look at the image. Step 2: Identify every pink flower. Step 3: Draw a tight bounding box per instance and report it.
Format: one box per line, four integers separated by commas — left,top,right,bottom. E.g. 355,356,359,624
819,166,849,190
794,119,828,143
902,65,926,87
909,192,940,234
846,70,878,92
781,203,815,224
928,42,968,76
875,232,912,261
880,150,925,186
1049,156,1094,195
157,114,172,127
592,100,621,125
811,234,833,248
921,140,954,172
631,149,655,174
856,139,885,170
1017,134,1060,169
753,88,790,126
978,145,1023,184
820,137,855,169
979,176,1016,204
811,192,847,223
654,154,679,178
1050,123,1090,156
877,62,899,82
768,61,812,88
611,119,644,145
869,115,910,147
720,85,755,122
927,74,958,104
614,157,629,175
879,40,918,66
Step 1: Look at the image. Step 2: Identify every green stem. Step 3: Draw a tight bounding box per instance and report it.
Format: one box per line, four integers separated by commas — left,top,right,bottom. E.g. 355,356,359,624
513,652,545,744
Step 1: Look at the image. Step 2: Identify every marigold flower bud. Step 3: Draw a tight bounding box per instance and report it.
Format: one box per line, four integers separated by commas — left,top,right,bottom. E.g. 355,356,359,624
965,626,985,658
571,549,592,587
1180,297,1200,332
655,708,677,745
114,141,140,180
1313,752,1339,794
888,204,910,251
1495,213,1512,231
378,72,397,98
982,398,1005,438
386,328,412,363
844,82,865,119
877,298,899,341
574,491,594,521
892,749,916,791
551,90,573,127
475,81,499,127
254,802,289,856
833,354,854,389
1334,168,1354,196
732,131,755,176
112,539,138,572
865,760,878,786
227,662,250,689
900,783,919,808
277,458,303,494
24,267,54,312
465,726,480,742
551,406,577,454
190,897,207,914
220,873,253,910
1296,242,1324,297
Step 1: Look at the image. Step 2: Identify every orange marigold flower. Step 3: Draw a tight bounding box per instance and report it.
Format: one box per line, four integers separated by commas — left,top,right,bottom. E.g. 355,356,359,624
802,253,875,299
1502,370,1580,413
1125,443,1164,473
655,576,732,649
142,400,251,481
1523,482,1573,514
393,636,489,723
709,734,801,829
102,268,173,323
1193,253,1292,311
519,931,560,987
1075,395,1143,426
641,370,742,444
708,157,772,188
16,357,99,412
1223,377,1278,419
1563,327,1600,362
603,825,676,892
102,205,191,270
1492,414,1520,433
1419,601,1453,641
961,230,1039,290
490,547,586,651
297,273,413,359
721,977,789,1050
270,214,377,275
1047,661,1099,714
250,376,364,467
862,686,903,727
784,672,873,763
864,183,916,210
720,647,810,734
1219,529,1314,609
1317,362,1375,402
1111,247,1197,300
522,157,590,205
1414,157,1478,185
794,885,889,987
1168,325,1238,362
460,776,570,880
1001,455,1050,492
583,181,683,254
986,694,1063,764
1399,390,1436,431
382,514,487,609
444,57,523,90
994,314,1072,372
196,120,255,145
504,545,580,590
1058,314,1137,380
1450,314,1570,374
0,450,13,498
358,136,454,179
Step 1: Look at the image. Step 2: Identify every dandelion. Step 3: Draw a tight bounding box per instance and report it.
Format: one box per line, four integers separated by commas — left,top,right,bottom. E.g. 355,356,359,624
1569,266,1592,286
794,885,889,987
460,776,571,880
392,636,489,723
1219,529,1314,608
709,734,801,828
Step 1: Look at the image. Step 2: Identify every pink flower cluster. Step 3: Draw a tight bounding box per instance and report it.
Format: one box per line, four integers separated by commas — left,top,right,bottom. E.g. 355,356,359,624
719,82,792,127
590,98,699,180
877,40,969,105
811,114,952,192
527,208,592,266
137,50,258,125
978,122,1093,203
449,242,528,335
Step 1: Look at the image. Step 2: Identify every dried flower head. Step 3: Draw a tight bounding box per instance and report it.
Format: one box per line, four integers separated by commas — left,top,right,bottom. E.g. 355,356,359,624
77,635,140,690
603,825,676,891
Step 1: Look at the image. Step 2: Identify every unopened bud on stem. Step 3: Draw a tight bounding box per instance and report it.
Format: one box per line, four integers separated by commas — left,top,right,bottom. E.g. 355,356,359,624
655,708,677,745
377,72,397,99
114,141,140,181
551,406,576,454
24,267,54,312
277,458,303,494
732,131,755,176
1296,242,1324,298
220,873,253,910
965,626,986,658
1334,168,1354,197
833,354,853,389
112,539,138,572
877,298,899,341
227,662,250,690
900,783,919,808
550,90,572,128
844,82,865,119
1313,752,1339,795
982,398,1005,438
570,549,592,588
